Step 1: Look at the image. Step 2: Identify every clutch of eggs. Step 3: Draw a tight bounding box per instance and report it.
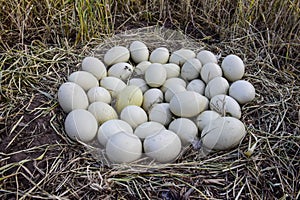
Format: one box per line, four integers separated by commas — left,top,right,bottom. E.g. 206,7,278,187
58,41,256,164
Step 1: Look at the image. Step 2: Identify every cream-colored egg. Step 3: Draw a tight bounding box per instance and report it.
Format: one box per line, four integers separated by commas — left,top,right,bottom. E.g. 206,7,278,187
88,102,118,124
106,131,142,163
221,54,245,82
181,58,202,81
205,77,229,99
149,103,172,126
104,46,130,66
129,41,149,64
196,110,221,131
186,79,205,95
87,86,111,104
229,80,255,104
68,71,99,91
100,76,126,98
143,88,164,111
200,63,223,84
170,91,208,117
210,94,241,119
134,121,166,140
144,63,167,87
128,78,149,93
201,117,246,150
81,57,107,80
165,84,186,103
120,105,148,129
144,130,181,163
108,62,133,81
64,109,98,142
149,47,169,64
58,82,89,113
115,85,143,113
161,77,186,93
168,118,198,146
163,63,180,78
134,61,151,76
97,119,133,147
169,49,196,66
196,50,217,65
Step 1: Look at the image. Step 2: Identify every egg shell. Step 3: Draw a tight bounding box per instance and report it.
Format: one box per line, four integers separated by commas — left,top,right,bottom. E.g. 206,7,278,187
200,63,223,84
144,130,182,163
64,109,98,142
58,82,89,113
128,78,149,93
163,63,180,78
120,105,148,129
168,118,198,146
161,77,186,93
97,119,133,147
169,49,196,66
186,79,205,95
149,103,172,126
104,46,130,66
221,54,245,82
87,86,111,104
229,80,255,104
144,63,167,87
88,102,118,124
106,131,142,163
100,76,126,98
210,94,241,119
108,62,133,81
143,88,164,111
201,116,246,150
196,110,221,131
196,50,217,65
165,84,186,103
68,71,99,92
205,77,229,99
129,41,149,64
134,61,151,76
134,121,166,140
116,85,143,113
81,57,107,80
181,58,202,81
149,47,169,64
170,91,208,117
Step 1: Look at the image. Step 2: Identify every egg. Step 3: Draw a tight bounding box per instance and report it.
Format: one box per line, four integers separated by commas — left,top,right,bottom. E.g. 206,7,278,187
144,63,167,87
149,47,169,64
100,76,126,98
221,54,245,82
97,119,133,147
107,62,133,81
106,131,142,163
200,63,223,84
120,105,148,129
134,121,166,140
129,41,149,64
81,56,107,80
128,78,149,93
169,91,208,117
168,118,198,146
161,77,186,93
149,103,172,126
196,50,217,65
210,94,241,119
196,110,221,131
229,80,255,104
204,77,229,99
165,84,186,102
144,130,181,163
163,63,180,78
201,116,246,150
186,79,205,95
134,61,151,76
68,71,99,91
104,46,130,66
115,85,143,113
142,88,164,111
87,86,111,104
64,109,98,142
88,102,118,124
169,49,196,66
58,82,89,113
181,58,202,81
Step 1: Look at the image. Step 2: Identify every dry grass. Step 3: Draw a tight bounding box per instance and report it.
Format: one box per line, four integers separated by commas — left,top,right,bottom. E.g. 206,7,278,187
1,0,299,199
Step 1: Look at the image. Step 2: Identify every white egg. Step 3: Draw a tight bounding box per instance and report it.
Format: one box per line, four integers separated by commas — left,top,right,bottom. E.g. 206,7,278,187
210,94,241,119
120,105,148,129
88,102,118,124
196,110,221,131
68,71,99,91
134,61,151,76
144,130,182,163
58,82,89,113
165,84,186,103
100,76,126,98
201,117,246,150
128,78,149,93
104,46,130,66
186,79,205,95
181,58,202,81
129,41,149,64
169,49,196,66
87,86,111,104
106,131,142,163
115,85,143,113
200,63,223,84
196,50,217,65
107,62,133,81
143,88,164,111
204,77,229,99
134,121,166,140
149,47,169,64
221,54,245,82
97,119,133,147
64,109,98,142
149,103,172,126
144,63,167,87
169,91,208,117
161,77,186,93
229,80,255,104
163,63,180,78
81,56,107,80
